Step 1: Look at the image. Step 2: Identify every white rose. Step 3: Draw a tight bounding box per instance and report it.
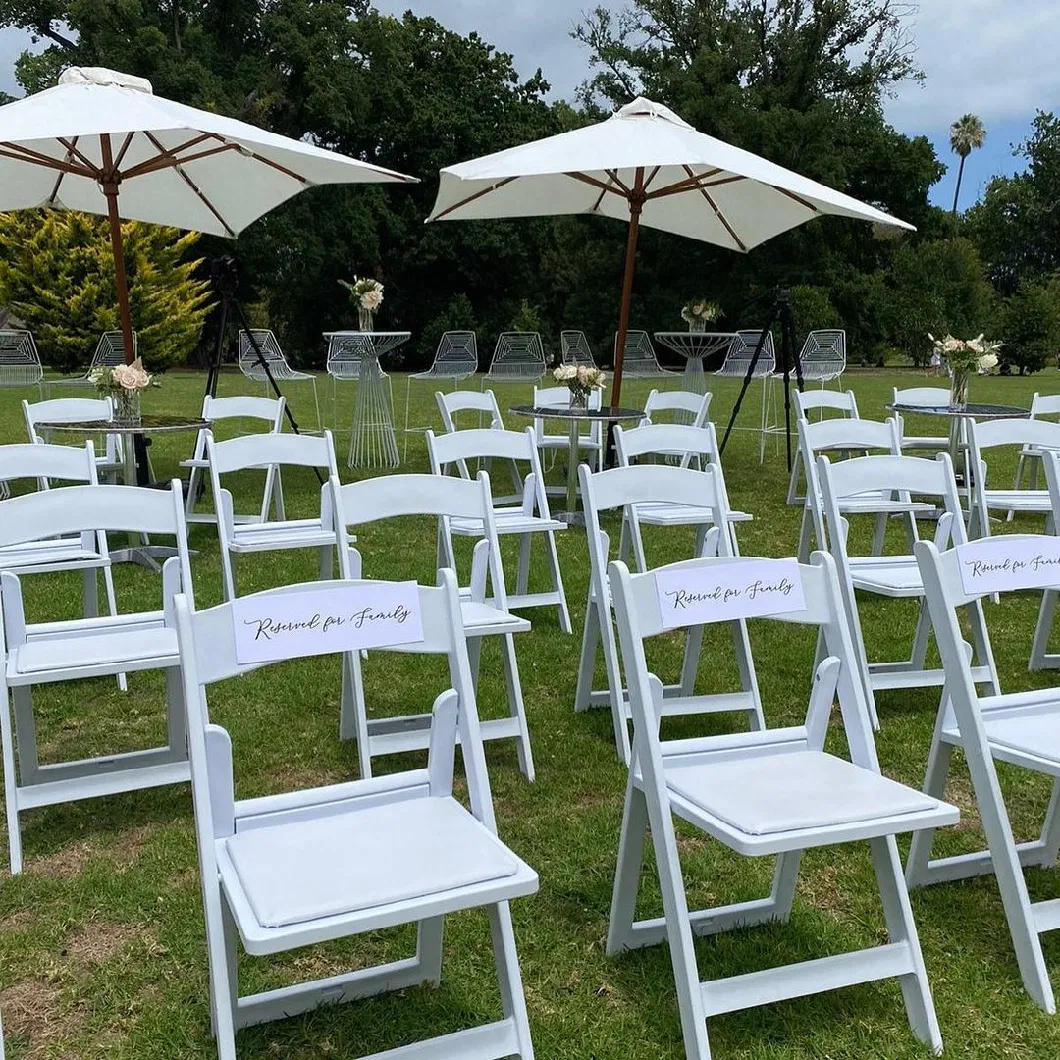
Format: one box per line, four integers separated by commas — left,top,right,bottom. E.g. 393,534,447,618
978,353,998,371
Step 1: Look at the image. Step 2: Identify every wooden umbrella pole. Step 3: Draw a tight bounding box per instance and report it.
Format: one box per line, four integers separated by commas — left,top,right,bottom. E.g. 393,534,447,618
100,134,136,365
611,167,646,409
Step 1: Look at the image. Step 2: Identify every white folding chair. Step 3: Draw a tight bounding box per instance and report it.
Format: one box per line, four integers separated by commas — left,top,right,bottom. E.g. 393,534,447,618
1012,393,1060,497
428,427,571,632
796,329,847,385
531,384,603,488
436,389,522,505
0,482,192,874
24,396,124,480
174,569,537,1060
482,332,546,385
577,463,764,763
331,472,534,780
613,330,680,379
643,389,712,430
613,422,752,565
0,330,43,396
238,329,321,430
892,387,951,453
819,452,999,727
181,395,286,526
206,431,340,600
403,331,478,458
714,330,777,461
786,388,860,506
560,330,596,366
908,529,1060,1012
49,330,133,389
966,418,1060,538
1030,452,1060,671
607,550,956,1059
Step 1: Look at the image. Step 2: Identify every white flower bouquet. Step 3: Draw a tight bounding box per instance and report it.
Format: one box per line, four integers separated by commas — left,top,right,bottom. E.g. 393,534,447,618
339,276,384,329
554,364,607,408
927,333,1001,408
680,300,720,331
89,357,157,425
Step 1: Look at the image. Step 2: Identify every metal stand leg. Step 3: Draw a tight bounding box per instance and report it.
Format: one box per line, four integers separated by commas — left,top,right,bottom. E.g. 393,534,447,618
348,351,399,469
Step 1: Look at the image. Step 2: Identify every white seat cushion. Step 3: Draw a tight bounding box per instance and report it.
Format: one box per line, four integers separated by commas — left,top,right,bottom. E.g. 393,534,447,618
225,796,519,928
460,600,530,635
450,513,565,536
982,713,1060,764
631,502,753,525
981,490,1051,512
231,518,335,551
666,750,941,836
849,556,922,596
11,626,177,675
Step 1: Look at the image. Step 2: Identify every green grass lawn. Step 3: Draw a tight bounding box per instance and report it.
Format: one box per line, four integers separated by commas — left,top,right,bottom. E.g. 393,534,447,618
2,367,1060,1059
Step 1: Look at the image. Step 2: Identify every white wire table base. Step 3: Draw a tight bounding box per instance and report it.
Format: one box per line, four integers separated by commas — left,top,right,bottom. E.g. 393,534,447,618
348,352,400,469
654,332,736,397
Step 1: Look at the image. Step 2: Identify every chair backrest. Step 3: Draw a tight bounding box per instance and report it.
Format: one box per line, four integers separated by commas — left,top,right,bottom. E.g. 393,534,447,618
0,330,43,383
609,550,878,770
0,441,97,487
801,329,847,368
560,331,596,366
793,388,859,419
487,332,546,377
90,330,134,368
614,421,721,470
715,329,776,376
893,386,949,410
238,330,286,370
24,397,113,440
969,417,1060,457
436,389,505,433
1029,393,1060,420
202,394,285,428
433,331,479,371
206,429,337,478
613,330,661,369
644,389,712,428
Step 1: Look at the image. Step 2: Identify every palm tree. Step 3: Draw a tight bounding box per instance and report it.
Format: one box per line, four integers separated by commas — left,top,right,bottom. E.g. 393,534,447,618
950,114,987,218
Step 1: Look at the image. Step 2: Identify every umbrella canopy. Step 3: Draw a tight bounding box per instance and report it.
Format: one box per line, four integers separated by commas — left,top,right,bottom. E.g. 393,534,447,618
0,67,416,363
428,97,913,400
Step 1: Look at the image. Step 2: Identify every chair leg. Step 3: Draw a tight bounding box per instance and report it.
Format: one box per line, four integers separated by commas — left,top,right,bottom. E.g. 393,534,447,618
205,896,240,1058
905,718,954,889
165,665,188,765
1039,779,1060,868
310,378,322,432
786,449,803,505
607,779,650,955
574,593,600,715
500,633,535,782
627,512,649,574
796,504,814,564
339,650,372,779
402,378,414,461
515,534,531,596
81,566,99,618
543,530,572,634
488,902,536,1060
1031,589,1058,670
416,916,445,987
1,682,23,874
12,685,39,787
220,549,237,602
768,851,802,921
730,618,766,731
870,510,888,557
870,835,944,1052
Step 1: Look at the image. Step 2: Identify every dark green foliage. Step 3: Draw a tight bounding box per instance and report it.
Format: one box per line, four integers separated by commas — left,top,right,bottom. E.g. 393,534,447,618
998,281,1060,375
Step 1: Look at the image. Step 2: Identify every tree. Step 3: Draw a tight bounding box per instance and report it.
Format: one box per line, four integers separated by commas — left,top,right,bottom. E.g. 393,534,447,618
0,210,213,372
949,113,986,218
997,281,1060,375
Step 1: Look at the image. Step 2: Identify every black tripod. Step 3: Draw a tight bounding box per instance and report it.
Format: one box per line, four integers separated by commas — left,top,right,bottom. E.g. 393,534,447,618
719,286,804,472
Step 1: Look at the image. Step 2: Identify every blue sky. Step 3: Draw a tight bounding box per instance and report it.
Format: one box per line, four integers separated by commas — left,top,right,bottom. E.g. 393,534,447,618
2,1,1056,209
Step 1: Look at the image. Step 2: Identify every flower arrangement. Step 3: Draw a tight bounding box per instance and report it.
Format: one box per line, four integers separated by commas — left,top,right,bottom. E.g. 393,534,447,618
928,333,1001,409
90,357,157,425
680,300,720,331
340,276,384,330
554,364,607,409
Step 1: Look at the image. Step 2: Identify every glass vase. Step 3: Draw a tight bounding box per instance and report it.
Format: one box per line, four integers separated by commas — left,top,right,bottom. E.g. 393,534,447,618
949,368,970,411
568,387,588,410
689,319,707,333
358,307,375,332
113,388,141,427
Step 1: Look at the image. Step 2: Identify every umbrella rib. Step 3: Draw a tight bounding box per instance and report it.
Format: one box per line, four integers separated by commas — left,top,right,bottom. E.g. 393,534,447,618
139,131,236,236
0,142,93,177
123,134,225,178
57,137,100,174
680,165,747,252
646,168,725,199
604,169,632,195
774,186,819,212
113,132,136,170
642,165,662,192
433,177,518,220
565,172,627,199
47,135,80,206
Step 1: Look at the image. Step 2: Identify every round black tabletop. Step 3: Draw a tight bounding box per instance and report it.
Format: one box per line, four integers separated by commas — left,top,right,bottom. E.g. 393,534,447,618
889,403,1029,420
45,415,211,435
509,404,647,423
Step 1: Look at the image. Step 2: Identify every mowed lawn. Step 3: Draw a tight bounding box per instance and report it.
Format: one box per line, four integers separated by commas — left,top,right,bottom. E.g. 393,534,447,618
2,366,1060,1059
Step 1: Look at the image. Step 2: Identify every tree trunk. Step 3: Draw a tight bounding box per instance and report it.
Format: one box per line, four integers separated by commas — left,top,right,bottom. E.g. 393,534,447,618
951,154,967,218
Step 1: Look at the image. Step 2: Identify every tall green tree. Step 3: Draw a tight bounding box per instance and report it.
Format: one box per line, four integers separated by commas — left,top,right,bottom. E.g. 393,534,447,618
949,113,986,218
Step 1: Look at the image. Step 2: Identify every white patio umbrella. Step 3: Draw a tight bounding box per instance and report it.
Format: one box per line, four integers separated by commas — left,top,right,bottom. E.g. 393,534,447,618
0,67,416,364
428,96,913,402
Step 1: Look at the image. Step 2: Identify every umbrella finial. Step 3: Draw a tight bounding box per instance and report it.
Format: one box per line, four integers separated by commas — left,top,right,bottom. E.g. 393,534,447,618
59,67,154,94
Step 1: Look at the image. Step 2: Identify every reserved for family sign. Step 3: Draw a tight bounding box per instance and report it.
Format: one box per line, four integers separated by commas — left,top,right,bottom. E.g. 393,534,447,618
956,536,1060,595
232,582,424,665
654,558,806,629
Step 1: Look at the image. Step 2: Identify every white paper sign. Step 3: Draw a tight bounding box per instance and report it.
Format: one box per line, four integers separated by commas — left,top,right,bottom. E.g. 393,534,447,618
654,559,806,629
956,537,1060,595
232,582,424,665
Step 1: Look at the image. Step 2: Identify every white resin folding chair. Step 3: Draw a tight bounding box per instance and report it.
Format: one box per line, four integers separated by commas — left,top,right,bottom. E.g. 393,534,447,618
531,384,603,487
0,330,43,396
613,330,680,379
560,330,596,366
206,431,340,600
819,452,999,727
482,332,546,386
907,530,1060,1012
892,387,950,454
24,396,124,480
786,388,860,507
435,389,521,503
181,395,286,526
403,331,478,458
238,329,321,430
331,472,534,779
1029,452,1060,671
174,569,537,1060
796,329,846,385
643,389,712,430
428,427,571,632
0,482,192,874
577,463,764,763
966,418,1060,538
714,330,777,461
49,330,133,389
613,422,752,564
607,549,957,1059
1012,393,1060,497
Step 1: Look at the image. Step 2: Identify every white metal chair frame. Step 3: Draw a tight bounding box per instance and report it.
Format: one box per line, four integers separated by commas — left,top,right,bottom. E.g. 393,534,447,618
577,463,764,764
0,330,43,394
428,427,571,633
613,422,752,566
818,452,999,728
331,471,535,780
908,530,1060,1013
206,431,340,601
613,330,681,379
786,388,860,507
714,330,777,462
607,550,957,1059
24,396,124,479
0,482,193,874
481,332,546,385
1012,392,1060,497
238,329,321,430
560,330,596,366
174,569,537,1060
892,386,951,454
794,329,847,384
49,330,133,389
182,395,286,527
403,331,478,459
